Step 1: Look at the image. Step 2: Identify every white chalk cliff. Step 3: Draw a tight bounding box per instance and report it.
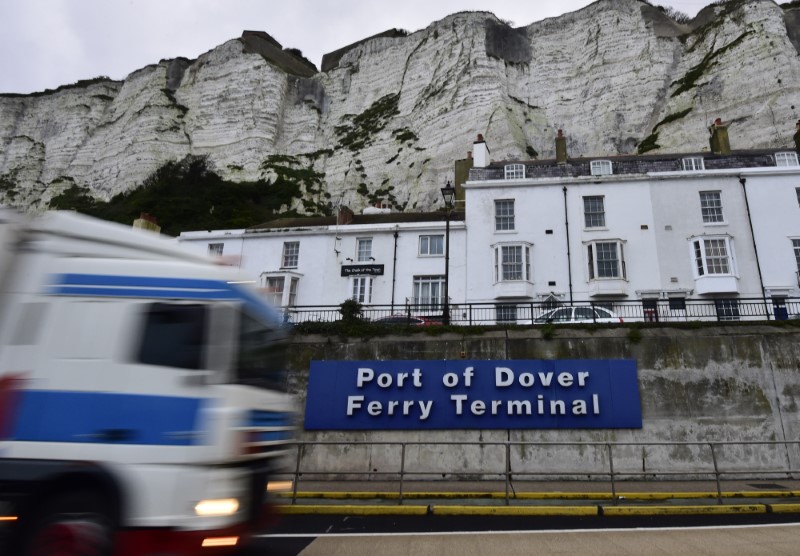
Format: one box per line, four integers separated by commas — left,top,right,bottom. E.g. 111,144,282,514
1,0,799,214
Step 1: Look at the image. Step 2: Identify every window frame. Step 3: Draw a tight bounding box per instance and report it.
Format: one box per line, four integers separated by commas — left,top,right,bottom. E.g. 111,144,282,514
494,199,515,231
590,160,613,176
356,237,373,262
493,242,532,282
288,277,299,307
351,276,373,304
412,275,445,307
699,191,724,224
281,241,300,268
504,163,525,180
792,239,800,277
682,157,705,171
583,196,606,228
775,152,799,167
715,298,741,321
668,297,687,311
586,240,626,280
691,236,735,277
135,303,208,370
495,303,518,323
419,234,444,256
264,276,285,307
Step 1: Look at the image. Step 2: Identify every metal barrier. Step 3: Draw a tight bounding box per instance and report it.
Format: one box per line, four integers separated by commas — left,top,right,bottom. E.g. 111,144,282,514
282,297,800,325
283,439,800,506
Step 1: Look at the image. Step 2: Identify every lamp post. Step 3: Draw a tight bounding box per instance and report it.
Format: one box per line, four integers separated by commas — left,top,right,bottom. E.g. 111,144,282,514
440,181,455,325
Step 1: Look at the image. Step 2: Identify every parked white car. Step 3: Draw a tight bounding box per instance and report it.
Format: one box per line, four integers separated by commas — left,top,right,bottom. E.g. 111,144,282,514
533,306,624,324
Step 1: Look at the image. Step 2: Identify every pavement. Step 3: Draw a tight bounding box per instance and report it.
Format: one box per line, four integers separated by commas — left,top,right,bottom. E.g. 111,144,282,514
272,478,800,516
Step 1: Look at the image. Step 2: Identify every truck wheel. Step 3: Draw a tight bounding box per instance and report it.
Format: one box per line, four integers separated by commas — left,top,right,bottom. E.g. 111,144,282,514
22,491,114,556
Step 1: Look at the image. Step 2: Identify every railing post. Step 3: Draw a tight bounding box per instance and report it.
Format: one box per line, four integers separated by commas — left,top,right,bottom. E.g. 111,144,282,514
505,441,511,506
399,443,406,506
709,443,723,504
292,443,302,505
607,443,617,504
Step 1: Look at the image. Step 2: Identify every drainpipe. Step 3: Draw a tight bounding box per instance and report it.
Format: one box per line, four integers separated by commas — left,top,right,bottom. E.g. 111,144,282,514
391,226,399,313
739,176,770,319
563,186,574,305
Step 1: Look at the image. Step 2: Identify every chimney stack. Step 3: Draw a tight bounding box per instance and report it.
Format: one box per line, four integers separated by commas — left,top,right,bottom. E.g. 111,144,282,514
133,212,161,233
555,129,568,163
337,206,354,226
794,120,800,153
709,118,731,155
473,134,490,168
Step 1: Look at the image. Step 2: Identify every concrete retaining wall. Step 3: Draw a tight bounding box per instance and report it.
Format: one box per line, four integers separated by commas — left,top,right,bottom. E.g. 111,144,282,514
286,325,800,480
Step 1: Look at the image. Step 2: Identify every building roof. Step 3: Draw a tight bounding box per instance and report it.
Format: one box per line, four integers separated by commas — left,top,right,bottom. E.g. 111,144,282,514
247,210,465,232
469,149,794,182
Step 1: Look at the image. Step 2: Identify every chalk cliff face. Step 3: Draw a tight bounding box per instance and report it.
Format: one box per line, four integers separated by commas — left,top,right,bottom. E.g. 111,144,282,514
1,0,799,214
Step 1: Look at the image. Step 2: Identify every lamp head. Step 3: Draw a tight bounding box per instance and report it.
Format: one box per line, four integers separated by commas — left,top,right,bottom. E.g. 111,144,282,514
440,181,456,209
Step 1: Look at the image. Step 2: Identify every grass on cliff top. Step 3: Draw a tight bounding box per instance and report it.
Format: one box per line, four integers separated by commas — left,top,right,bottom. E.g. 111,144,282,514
48,156,306,236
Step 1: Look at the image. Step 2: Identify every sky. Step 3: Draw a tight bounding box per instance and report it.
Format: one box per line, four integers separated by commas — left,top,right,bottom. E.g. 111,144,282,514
0,0,719,95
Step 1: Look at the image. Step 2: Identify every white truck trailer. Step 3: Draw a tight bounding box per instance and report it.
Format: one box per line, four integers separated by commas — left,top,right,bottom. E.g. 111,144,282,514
0,209,294,556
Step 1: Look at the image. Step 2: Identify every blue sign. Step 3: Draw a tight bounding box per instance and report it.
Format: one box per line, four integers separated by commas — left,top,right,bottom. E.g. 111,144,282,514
305,360,641,430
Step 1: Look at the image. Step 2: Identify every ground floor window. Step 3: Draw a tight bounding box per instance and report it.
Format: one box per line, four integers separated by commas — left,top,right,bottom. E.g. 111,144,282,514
493,243,532,282
668,297,687,311
715,298,740,321
262,273,300,307
692,237,733,276
413,276,444,308
351,276,373,304
587,240,626,280
496,304,518,323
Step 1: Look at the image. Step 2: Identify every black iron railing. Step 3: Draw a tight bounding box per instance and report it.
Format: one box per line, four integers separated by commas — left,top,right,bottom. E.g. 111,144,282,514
279,297,800,326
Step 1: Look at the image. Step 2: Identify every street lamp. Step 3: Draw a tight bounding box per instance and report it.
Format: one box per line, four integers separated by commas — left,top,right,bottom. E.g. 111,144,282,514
440,181,455,325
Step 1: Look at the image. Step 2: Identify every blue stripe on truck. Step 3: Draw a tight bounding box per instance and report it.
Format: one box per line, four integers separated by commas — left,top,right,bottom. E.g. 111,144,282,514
12,390,207,446
45,273,285,327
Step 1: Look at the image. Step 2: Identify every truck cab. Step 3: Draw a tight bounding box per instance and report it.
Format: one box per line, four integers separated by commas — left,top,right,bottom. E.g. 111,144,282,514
0,210,294,556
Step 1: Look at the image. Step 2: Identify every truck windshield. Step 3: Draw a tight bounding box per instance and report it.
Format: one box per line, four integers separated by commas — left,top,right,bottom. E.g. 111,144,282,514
233,311,288,392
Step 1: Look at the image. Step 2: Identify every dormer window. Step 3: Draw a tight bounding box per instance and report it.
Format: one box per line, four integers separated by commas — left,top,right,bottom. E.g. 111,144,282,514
682,157,705,171
590,160,612,176
504,163,525,179
775,152,799,167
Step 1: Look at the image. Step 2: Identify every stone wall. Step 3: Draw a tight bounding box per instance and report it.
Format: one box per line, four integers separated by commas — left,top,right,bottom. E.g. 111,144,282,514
286,325,800,480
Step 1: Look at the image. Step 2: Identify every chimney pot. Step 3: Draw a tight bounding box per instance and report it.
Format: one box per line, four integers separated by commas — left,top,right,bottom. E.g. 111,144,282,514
555,129,568,163
477,134,484,142
467,151,472,159
709,118,731,155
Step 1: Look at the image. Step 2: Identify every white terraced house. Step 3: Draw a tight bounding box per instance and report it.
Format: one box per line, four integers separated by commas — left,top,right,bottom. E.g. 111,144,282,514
179,122,800,324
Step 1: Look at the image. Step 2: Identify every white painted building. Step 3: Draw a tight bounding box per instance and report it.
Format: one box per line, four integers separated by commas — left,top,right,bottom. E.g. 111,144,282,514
178,207,466,319
179,124,800,324
464,127,800,322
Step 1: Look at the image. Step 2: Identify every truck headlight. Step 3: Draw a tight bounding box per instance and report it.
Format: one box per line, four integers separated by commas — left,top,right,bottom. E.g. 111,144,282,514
194,498,239,517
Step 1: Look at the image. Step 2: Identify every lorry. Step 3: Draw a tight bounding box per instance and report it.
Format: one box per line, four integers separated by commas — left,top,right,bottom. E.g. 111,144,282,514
0,209,294,556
